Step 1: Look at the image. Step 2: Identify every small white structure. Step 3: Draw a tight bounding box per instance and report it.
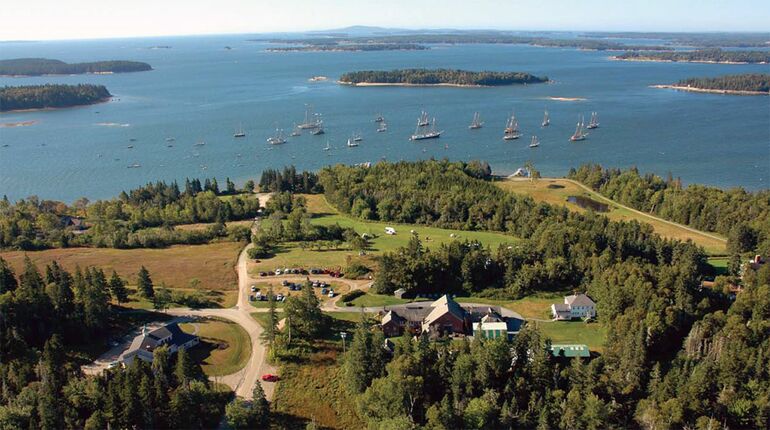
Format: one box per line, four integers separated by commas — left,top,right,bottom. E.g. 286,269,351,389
385,227,396,235
551,293,596,320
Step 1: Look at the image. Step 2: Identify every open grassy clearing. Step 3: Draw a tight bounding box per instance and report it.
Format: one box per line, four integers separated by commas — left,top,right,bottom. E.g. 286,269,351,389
495,178,727,255
122,288,238,310
349,292,414,308
455,292,565,320
707,257,729,276
533,320,607,352
251,311,285,328
173,220,253,232
180,317,251,376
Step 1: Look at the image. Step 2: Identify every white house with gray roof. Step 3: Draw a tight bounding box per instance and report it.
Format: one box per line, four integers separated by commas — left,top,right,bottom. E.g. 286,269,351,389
121,322,199,365
551,293,596,320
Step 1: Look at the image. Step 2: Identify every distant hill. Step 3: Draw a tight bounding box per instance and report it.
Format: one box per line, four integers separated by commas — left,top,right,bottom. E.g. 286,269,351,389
0,58,152,76
0,84,111,111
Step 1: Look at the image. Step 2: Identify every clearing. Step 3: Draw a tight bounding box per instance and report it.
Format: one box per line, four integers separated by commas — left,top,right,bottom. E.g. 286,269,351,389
495,178,727,255
180,317,251,377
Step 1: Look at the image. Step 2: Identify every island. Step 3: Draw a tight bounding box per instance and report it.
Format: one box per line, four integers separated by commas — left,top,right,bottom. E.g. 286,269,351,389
265,43,427,52
613,48,770,64
652,73,770,95
338,68,548,87
0,58,152,76
0,84,112,112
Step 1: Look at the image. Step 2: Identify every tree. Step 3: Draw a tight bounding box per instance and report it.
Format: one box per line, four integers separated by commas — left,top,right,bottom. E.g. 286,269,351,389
283,282,324,341
174,347,194,387
0,257,18,294
252,382,270,427
108,271,128,304
260,285,278,345
344,314,386,393
137,266,154,298
225,399,258,429
153,286,172,312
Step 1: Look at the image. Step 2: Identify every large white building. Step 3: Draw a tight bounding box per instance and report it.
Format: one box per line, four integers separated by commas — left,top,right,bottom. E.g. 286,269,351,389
121,323,199,365
551,293,596,320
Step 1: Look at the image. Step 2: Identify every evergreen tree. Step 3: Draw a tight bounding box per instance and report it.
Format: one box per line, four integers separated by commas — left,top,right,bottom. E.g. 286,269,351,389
0,257,18,294
137,266,154,298
174,348,194,387
260,285,278,345
108,271,128,304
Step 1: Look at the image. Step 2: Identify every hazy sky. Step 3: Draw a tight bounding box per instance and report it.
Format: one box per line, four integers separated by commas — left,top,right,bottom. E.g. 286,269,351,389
1,0,768,40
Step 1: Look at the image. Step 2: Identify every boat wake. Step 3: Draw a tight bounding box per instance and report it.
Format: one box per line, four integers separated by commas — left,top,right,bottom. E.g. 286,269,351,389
546,97,587,102
95,122,131,127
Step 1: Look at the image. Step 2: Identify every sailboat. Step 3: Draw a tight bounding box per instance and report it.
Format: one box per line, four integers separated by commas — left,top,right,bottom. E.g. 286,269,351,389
587,112,599,129
374,114,385,123
529,135,540,148
267,128,287,145
417,110,430,127
352,132,363,142
233,123,246,138
297,105,323,129
503,113,521,140
377,121,387,132
347,137,359,147
542,110,550,127
469,112,483,129
410,117,442,141
570,116,587,141
324,140,331,151
310,123,325,135
290,123,301,137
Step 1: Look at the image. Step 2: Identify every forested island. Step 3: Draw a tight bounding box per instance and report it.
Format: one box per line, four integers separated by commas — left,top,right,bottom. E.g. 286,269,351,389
614,48,770,64
583,31,770,48
266,43,427,52
339,68,548,87
653,73,770,95
0,84,112,112
0,58,152,76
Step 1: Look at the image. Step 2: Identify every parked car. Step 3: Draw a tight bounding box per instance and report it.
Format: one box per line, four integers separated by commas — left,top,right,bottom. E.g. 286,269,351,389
250,285,258,292
107,361,120,369
274,269,282,275
259,272,267,277
281,280,289,286
321,288,328,295
328,291,335,298
261,374,279,382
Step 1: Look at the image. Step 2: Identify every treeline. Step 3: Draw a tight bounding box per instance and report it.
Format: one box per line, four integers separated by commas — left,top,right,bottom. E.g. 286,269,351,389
339,69,548,86
676,73,770,93
262,34,672,51
568,164,770,255
0,58,152,76
266,43,427,52
0,258,228,428
0,84,111,111
615,48,770,64
583,31,770,48
258,166,321,193
0,178,258,250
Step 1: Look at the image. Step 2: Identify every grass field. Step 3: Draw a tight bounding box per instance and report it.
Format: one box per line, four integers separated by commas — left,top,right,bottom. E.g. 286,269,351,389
495,178,727,255
179,317,251,376
249,194,518,274
534,320,607,352
708,257,729,276
455,292,564,320
349,293,413,308
251,311,285,328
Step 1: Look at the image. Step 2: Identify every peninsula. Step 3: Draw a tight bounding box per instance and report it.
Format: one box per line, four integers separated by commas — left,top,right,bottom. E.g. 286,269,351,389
266,43,427,52
0,84,112,112
613,49,770,64
652,73,770,95
338,69,548,87
0,58,152,76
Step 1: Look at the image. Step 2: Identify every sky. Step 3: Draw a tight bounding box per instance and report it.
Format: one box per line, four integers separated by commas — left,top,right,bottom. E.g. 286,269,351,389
1,0,768,41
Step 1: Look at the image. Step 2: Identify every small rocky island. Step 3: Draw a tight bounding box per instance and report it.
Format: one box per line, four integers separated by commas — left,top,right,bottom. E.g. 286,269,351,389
652,73,769,95
0,58,152,76
338,68,548,87
0,84,112,112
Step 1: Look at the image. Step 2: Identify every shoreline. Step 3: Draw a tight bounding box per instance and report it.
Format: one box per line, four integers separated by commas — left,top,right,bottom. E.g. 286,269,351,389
0,70,151,78
338,80,546,88
0,96,112,114
650,84,768,96
609,56,763,65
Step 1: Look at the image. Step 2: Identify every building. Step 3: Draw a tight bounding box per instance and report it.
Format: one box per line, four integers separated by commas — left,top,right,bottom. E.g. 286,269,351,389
393,288,407,299
472,316,525,341
421,295,467,334
551,293,596,320
550,344,590,358
121,323,199,365
381,310,406,337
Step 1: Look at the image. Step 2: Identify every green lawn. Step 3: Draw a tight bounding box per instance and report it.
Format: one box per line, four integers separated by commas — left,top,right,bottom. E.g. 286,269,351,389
708,257,729,276
533,320,607,352
325,311,377,324
349,293,413,308
455,292,565,320
251,311,284,328
180,317,251,376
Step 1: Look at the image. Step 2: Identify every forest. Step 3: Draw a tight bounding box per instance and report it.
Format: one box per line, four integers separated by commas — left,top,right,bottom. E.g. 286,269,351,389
0,258,231,428
339,69,548,86
0,58,152,76
266,43,427,52
582,31,770,48
567,164,770,256
674,73,770,93
0,177,258,250
615,48,770,64
0,84,111,112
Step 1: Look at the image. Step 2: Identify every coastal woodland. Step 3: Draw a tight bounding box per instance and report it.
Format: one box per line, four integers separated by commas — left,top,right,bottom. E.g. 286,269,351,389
674,73,770,93
0,58,152,76
615,48,770,64
339,69,548,86
0,84,111,112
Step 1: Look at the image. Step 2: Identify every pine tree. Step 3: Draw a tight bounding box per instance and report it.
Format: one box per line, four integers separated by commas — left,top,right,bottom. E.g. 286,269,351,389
137,266,154,298
260,285,278,345
252,382,270,427
0,257,17,294
108,271,128,304
174,347,194,387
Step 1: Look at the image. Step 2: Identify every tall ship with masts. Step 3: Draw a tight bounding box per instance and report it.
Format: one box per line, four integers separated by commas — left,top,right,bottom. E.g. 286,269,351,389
587,112,599,129
469,112,483,129
267,128,287,145
233,123,246,138
542,110,550,127
297,105,323,130
570,116,587,141
503,113,521,140
529,135,540,148
410,117,442,141
417,110,430,127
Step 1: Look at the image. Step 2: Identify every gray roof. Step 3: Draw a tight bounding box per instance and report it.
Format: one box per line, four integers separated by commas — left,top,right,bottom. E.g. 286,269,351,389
424,295,465,326
124,323,197,357
552,303,570,312
565,294,595,307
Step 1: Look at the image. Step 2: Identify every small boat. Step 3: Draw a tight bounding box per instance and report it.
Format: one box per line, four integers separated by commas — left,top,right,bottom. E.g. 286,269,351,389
127,163,141,168
194,141,206,146
542,110,550,127
165,137,175,142
469,112,483,129
233,123,246,138
352,133,362,142
297,105,323,129
410,117,442,141
529,135,540,148
127,145,134,148
503,113,521,140
290,124,301,137
417,110,430,127
586,112,599,129
310,126,325,135
374,114,385,123
267,128,287,145
377,121,387,132
570,116,587,141
347,137,359,147
167,144,174,147
129,138,137,142
324,140,331,151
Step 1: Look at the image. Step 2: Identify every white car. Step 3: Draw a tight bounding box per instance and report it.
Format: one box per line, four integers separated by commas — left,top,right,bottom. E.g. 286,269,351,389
385,227,396,235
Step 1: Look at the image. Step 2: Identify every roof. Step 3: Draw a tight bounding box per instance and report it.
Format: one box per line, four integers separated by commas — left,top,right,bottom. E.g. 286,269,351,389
565,294,595,307
382,310,405,325
550,344,590,358
473,321,508,331
394,288,406,294
552,303,570,312
123,323,197,358
424,296,465,326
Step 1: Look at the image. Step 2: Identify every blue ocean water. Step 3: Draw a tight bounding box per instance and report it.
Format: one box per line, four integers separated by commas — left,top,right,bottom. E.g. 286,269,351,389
1,35,768,202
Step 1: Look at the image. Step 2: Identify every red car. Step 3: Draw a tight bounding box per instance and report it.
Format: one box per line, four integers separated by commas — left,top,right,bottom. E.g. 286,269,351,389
261,374,279,382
